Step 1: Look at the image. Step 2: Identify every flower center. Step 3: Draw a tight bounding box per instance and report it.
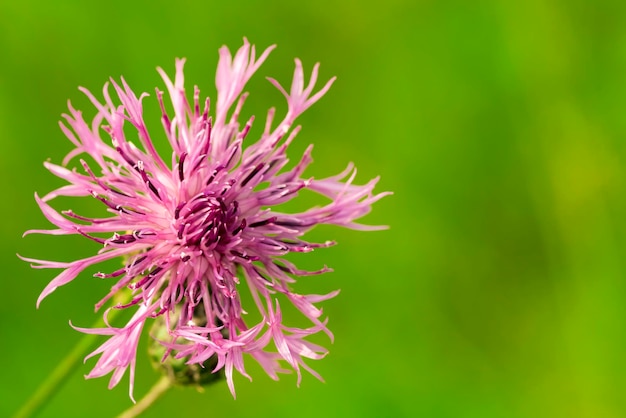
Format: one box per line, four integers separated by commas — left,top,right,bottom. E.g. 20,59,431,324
174,193,242,251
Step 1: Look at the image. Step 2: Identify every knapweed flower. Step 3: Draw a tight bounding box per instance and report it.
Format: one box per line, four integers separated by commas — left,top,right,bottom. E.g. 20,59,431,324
21,39,388,399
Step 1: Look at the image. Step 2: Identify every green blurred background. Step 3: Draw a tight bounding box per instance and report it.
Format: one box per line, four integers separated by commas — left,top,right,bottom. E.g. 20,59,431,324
3,1,626,417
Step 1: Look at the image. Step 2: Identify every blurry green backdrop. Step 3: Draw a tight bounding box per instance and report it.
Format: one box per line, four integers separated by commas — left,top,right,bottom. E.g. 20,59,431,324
3,1,626,417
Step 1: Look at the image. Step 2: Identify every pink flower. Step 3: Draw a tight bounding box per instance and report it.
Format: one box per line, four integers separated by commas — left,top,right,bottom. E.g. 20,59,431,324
21,39,389,399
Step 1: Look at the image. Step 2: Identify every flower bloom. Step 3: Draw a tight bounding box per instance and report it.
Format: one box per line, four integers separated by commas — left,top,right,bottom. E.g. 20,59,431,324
21,39,389,399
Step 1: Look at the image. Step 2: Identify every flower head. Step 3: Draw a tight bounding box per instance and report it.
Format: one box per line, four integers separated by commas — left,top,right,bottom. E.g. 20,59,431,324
22,39,389,399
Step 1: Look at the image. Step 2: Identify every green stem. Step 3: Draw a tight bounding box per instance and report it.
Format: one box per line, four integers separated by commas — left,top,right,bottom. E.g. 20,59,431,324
12,311,119,418
116,376,171,418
